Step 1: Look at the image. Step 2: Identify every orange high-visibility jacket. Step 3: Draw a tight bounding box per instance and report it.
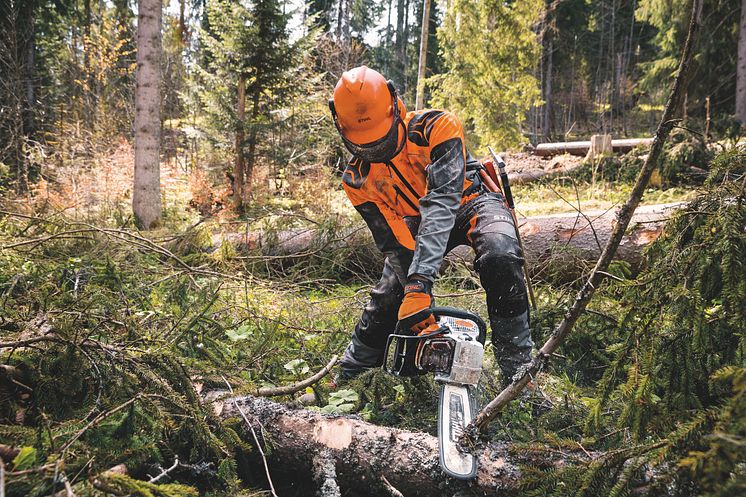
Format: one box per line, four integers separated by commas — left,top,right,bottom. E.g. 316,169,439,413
342,109,481,283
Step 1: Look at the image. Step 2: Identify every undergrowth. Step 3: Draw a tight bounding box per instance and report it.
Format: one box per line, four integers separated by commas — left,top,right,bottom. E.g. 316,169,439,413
0,147,742,495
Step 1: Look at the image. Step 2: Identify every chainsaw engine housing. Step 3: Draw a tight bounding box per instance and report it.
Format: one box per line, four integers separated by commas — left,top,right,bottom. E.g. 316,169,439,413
384,307,486,386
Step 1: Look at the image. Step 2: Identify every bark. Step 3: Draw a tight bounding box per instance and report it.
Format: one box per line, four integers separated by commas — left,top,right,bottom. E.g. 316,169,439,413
415,0,431,110
1,0,35,193
737,0,746,123
471,0,702,434
214,203,679,276
336,0,344,39
133,0,163,230
83,0,93,127
234,74,246,210
178,0,187,45
245,89,261,204
534,138,653,157
214,395,579,497
396,0,405,82
21,0,35,141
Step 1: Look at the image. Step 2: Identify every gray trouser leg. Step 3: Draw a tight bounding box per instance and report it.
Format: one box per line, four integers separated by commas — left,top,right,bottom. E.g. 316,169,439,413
463,193,534,383
338,258,404,379
491,311,533,384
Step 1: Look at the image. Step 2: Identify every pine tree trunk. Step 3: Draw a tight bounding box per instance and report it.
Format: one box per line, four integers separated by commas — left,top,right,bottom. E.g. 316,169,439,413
245,89,261,204
396,0,405,84
234,74,246,210
415,0,431,110
336,0,344,39
21,2,35,141
737,0,746,123
83,0,93,128
178,0,187,44
543,38,553,140
133,0,163,230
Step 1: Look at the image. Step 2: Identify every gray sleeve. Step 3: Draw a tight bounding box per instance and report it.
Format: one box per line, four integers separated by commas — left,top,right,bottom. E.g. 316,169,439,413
408,138,465,280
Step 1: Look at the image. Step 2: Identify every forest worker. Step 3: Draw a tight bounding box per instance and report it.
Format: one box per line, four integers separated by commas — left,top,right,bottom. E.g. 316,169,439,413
329,65,533,386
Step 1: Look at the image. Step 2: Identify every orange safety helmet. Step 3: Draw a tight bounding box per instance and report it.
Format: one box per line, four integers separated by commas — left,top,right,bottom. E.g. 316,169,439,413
329,66,407,163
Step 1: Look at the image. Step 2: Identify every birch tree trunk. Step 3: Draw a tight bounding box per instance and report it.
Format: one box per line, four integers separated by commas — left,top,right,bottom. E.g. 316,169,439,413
737,0,746,123
133,0,163,230
415,0,431,110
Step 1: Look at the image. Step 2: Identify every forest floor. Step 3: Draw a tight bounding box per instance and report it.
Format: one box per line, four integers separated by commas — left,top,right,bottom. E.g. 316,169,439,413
1,140,742,496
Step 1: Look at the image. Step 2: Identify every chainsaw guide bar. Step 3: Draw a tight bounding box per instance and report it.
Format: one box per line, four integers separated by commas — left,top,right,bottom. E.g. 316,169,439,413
438,383,478,479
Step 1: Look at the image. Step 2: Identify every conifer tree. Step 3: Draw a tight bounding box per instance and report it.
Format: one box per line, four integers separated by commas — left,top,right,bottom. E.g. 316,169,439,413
637,0,740,118
430,0,542,150
198,0,295,209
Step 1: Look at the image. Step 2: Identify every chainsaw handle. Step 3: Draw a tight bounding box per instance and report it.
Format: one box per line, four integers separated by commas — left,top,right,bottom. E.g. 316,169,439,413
393,307,487,344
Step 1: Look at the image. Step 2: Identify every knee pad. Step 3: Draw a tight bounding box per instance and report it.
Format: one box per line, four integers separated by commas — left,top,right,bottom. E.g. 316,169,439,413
477,251,528,316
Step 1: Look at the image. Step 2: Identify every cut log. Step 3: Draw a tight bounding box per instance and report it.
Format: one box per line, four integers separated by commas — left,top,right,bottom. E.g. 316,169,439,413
214,203,681,277
490,152,585,185
535,137,654,157
515,202,681,276
215,394,582,497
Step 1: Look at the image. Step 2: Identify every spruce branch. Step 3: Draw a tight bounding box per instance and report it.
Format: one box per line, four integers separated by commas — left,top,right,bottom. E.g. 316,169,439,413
469,0,704,434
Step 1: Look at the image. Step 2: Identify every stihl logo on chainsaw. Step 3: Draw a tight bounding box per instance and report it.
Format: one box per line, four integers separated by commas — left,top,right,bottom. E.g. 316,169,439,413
448,393,465,442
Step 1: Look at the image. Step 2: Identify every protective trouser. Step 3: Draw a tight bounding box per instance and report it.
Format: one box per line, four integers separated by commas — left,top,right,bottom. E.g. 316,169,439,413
339,191,533,384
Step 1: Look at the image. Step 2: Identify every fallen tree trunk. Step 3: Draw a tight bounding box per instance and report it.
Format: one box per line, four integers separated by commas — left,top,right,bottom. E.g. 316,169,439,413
496,152,585,185
534,138,654,157
214,203,681,276
214,394,585,497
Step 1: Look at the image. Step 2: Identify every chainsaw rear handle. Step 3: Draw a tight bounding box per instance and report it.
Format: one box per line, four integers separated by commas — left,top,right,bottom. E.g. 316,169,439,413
394,306,487,344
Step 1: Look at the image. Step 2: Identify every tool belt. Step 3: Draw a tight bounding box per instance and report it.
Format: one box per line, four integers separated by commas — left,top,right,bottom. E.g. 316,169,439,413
463,160,501,199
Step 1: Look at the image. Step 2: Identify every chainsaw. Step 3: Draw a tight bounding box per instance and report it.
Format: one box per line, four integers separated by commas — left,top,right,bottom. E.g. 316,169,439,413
383,307,486,480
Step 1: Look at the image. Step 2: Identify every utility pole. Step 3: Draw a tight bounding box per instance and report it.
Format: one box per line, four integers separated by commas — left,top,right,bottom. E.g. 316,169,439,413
415,0,431,110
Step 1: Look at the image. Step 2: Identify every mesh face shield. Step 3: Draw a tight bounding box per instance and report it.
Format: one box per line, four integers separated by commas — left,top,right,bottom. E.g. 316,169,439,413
329,81,407,164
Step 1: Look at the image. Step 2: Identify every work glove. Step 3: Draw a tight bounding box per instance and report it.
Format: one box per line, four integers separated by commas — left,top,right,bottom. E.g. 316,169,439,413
397,277,436,333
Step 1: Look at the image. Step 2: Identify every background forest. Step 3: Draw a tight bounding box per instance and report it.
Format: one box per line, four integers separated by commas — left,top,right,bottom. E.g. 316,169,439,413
0,0,744,496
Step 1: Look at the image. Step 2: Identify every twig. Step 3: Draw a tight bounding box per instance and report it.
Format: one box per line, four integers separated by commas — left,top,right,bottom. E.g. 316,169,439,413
595,270,625,282
255,355,338,397
468,0,703,434
0,458,5,497
148,456,179,483
381,475,404,497
221,376,278,497
58,396,143,454
547,179,604,252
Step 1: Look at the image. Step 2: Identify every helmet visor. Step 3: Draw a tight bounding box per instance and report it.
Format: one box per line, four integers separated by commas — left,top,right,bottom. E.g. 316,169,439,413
339,117,406,164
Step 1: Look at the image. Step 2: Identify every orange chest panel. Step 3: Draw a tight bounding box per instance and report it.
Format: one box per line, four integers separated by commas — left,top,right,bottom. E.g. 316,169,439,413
364,151,427,217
